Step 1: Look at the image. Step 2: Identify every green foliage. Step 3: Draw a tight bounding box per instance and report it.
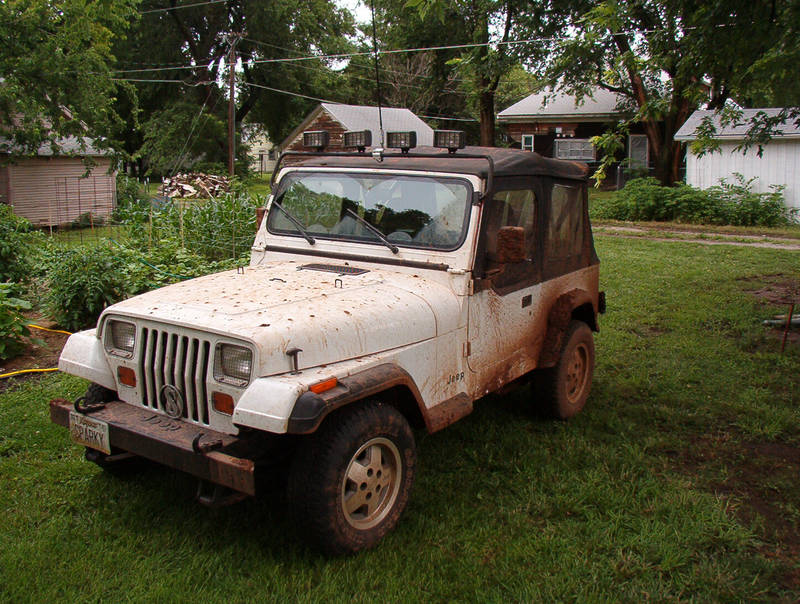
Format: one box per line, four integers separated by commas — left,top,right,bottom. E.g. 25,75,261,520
0,0,137,159
594,177,798,227
44,245,130,331
0,283,32,360
41,238,242,331
0,205,36,283
118,193,260,261
706,174,796,227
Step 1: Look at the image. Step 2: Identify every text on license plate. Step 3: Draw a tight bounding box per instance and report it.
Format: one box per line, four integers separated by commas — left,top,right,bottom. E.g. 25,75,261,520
69,411,111,454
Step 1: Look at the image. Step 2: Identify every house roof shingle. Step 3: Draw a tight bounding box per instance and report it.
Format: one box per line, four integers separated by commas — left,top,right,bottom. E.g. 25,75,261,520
674,108,800,141
0,135,107,156
497,87,625,121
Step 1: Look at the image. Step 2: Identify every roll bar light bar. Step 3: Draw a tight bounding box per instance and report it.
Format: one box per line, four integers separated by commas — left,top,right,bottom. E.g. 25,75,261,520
271,130,494,202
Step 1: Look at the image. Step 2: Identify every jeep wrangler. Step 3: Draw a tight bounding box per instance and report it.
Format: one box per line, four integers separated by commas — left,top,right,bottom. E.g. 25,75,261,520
51,129,603,554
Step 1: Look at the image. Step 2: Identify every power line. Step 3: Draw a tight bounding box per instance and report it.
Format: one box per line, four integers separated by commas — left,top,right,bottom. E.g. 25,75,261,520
113,77,479,122
140,0,227,15
243,81,334,104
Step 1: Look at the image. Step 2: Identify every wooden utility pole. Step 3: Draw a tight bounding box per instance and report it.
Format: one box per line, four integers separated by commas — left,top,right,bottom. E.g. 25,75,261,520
227,34,238,177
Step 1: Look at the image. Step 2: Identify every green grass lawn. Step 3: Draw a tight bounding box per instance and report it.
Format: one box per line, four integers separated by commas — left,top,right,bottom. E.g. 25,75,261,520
1,236,798,601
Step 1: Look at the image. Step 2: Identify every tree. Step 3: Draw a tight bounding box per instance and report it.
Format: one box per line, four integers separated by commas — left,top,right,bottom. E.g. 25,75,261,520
112,0,354,175
408,0,564,146
0,0,137,159
546,0,800,185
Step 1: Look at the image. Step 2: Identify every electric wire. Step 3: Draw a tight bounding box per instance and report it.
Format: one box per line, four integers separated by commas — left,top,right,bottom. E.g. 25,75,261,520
140,0,227,15
110,26,701,74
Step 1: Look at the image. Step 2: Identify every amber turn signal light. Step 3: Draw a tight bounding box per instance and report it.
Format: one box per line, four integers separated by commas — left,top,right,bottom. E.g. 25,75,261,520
212,391,235,415
310,377,338,394
117,366,136,387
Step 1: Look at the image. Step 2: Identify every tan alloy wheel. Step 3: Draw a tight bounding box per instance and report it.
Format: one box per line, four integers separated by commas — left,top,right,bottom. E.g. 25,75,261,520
341,437,402,530
565,341,590,405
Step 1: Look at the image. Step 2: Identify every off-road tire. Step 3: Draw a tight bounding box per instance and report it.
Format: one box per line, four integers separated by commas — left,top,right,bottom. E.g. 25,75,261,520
538,320,595,419
287,401,416,555
84,383,116,405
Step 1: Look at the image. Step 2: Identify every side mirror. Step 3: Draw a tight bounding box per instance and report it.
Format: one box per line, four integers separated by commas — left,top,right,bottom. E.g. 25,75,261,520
496,226,526,264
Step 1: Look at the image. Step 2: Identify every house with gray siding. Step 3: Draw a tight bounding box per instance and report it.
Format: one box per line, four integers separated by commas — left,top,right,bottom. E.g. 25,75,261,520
0,137,116,227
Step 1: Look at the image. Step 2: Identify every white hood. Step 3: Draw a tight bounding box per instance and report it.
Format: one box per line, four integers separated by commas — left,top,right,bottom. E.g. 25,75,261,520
104,260,459,376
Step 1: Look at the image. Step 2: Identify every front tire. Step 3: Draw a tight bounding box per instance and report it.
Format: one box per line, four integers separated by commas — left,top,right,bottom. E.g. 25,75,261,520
538,320,595,419
288,401,416,555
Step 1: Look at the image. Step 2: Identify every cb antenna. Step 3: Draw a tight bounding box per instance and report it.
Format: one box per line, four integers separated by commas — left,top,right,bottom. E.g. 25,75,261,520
369,0,384,148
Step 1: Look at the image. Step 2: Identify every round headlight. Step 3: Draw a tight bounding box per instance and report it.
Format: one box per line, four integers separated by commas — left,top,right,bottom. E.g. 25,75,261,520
214,344,252,386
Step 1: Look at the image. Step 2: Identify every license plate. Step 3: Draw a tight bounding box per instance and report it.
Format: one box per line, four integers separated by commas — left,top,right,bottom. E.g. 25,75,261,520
69,411,111,455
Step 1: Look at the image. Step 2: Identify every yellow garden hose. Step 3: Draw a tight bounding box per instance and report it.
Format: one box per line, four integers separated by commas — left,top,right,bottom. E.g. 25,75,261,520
27,324,73,336
0,367,59,379
0,325,72,379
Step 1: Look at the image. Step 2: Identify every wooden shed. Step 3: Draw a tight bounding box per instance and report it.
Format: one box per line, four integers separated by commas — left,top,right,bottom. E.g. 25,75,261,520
0,137,116,227
675,108,800,210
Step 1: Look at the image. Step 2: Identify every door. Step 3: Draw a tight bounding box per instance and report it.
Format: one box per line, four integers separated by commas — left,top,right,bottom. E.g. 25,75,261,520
467,181,545,396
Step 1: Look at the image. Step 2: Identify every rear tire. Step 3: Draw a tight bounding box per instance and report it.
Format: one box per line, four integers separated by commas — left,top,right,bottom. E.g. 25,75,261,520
537,320,595,419
288,401,416,555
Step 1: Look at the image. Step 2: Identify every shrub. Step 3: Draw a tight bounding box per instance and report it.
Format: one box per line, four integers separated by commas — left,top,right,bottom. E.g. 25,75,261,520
42,239,242,330
707,174,796,227
0,283,33,360
0,205,36,283
44,244,130,331
594,176,797,226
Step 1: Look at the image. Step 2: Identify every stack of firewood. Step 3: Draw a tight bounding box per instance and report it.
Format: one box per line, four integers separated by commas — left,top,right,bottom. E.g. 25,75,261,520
160,173,231,198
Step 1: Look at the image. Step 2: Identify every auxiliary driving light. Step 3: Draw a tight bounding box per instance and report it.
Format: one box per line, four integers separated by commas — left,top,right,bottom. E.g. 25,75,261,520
343,129,372,152
303,130,330,151
213,343,253,387
433,130,466,153
386,131,417,153
105,320,136,358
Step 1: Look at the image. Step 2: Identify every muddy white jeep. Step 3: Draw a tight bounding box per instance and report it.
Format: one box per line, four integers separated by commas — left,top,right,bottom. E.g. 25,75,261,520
51,130,604,554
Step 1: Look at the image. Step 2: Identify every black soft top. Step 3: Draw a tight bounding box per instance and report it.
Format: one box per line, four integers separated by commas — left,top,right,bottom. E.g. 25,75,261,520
287,146,589,182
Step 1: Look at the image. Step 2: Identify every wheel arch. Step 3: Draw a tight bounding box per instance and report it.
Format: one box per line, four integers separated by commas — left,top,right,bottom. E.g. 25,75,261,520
287,363,429,434
538,288,598,368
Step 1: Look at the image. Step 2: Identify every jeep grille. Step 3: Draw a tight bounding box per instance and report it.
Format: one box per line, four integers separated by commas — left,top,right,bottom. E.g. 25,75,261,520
139,327,212,426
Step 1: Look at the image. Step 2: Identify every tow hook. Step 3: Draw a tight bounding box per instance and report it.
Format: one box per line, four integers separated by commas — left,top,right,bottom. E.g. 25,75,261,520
73,396,106,415
192,432,223,455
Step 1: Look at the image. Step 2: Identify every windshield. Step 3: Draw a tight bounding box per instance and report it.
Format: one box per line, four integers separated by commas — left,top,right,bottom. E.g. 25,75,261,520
267,171,472,250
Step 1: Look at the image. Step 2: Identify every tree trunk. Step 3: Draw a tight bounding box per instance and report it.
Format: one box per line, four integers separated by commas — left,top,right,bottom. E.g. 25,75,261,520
479,89,495,147
651,136,684,185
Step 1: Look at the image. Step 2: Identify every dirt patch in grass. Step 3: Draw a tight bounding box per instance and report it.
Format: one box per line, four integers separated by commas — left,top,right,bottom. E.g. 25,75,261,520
739,274,800,348
667,433,800,592
0,316,69,392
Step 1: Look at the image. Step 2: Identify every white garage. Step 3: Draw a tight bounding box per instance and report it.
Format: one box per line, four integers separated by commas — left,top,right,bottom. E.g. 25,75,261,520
675,108,800,210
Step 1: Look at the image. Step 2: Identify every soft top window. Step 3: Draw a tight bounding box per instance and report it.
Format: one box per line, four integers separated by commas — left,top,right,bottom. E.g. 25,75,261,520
268,171,472,251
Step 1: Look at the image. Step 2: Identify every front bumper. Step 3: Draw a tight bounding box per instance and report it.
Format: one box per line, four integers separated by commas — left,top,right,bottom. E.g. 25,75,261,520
50,398,255,495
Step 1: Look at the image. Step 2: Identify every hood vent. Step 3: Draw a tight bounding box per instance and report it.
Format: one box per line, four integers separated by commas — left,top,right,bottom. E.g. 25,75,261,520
299,263,369,276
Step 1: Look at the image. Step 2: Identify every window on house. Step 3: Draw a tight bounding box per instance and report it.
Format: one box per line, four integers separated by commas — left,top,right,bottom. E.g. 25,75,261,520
554,139,595,161
628,134,648,168
521,134,534,152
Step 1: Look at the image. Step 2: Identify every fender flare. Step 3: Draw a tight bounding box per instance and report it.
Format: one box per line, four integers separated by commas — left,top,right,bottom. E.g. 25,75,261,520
538,288,596,368
287,363,426,434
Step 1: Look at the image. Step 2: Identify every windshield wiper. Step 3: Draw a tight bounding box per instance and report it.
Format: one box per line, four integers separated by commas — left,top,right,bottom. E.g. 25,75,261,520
345,209,399,254
272,200,315,245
